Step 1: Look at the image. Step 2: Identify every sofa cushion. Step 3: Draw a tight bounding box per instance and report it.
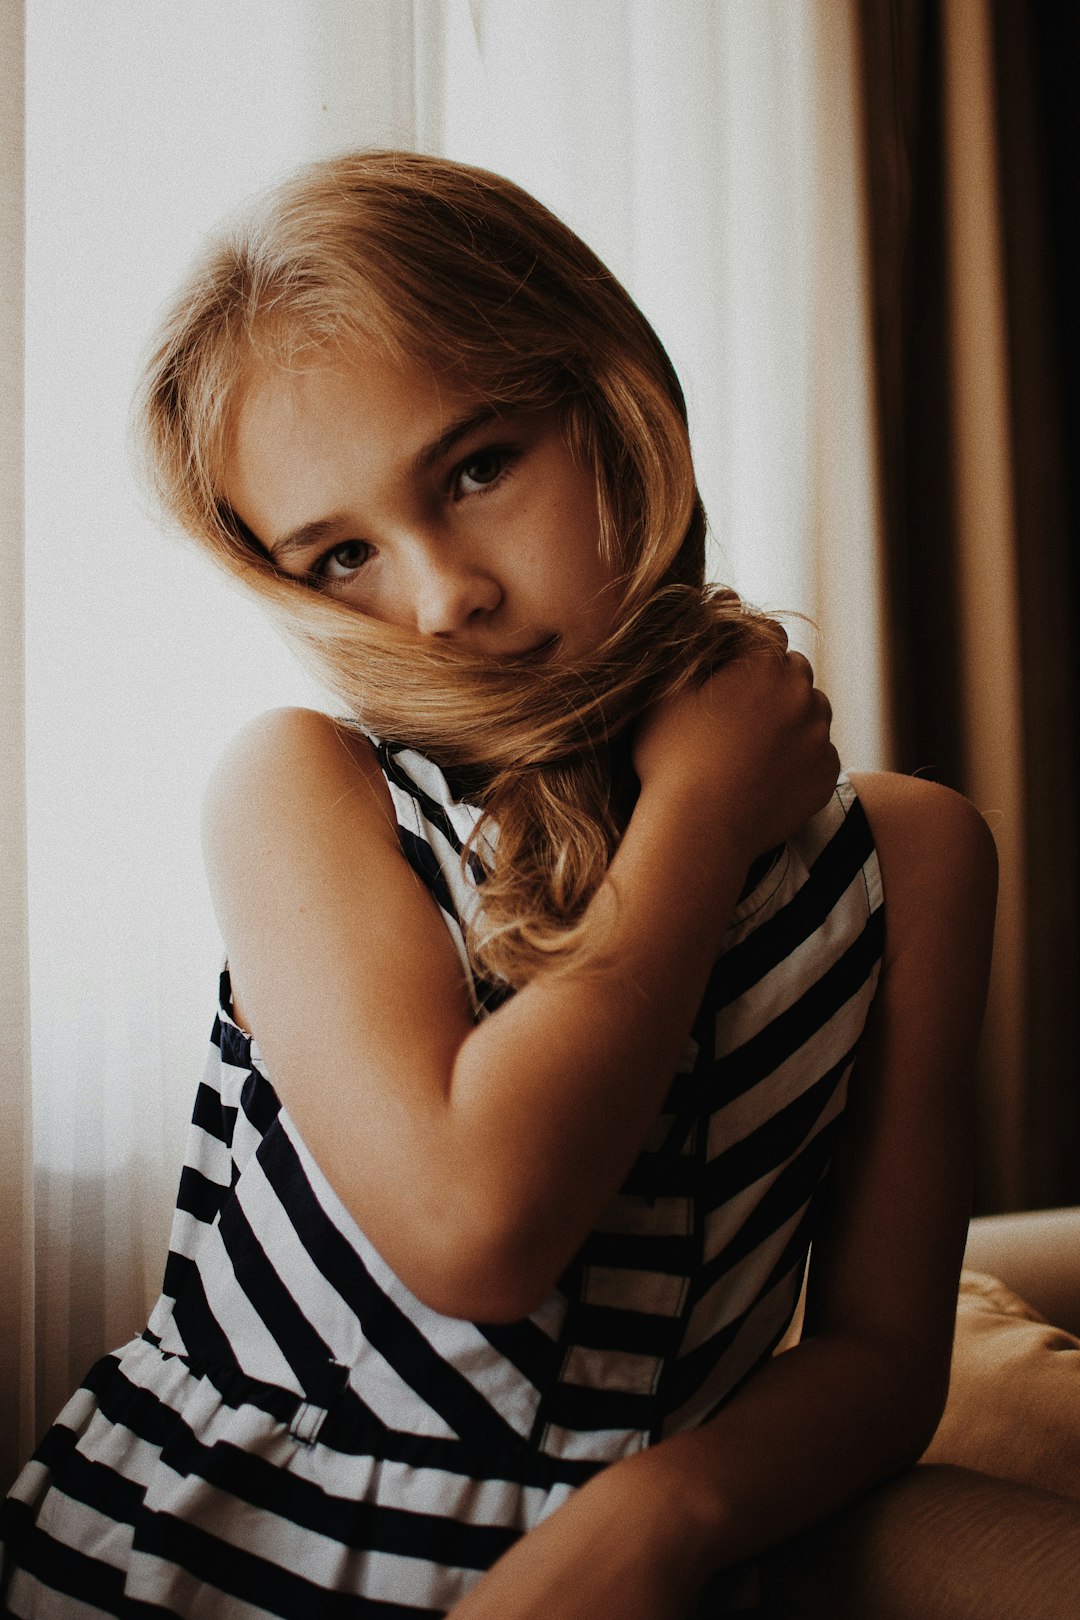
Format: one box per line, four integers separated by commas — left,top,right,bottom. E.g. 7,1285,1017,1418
920,1268,1080,1501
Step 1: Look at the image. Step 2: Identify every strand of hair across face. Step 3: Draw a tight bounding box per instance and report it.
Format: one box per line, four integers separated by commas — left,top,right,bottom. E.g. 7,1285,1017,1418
257,576,786,988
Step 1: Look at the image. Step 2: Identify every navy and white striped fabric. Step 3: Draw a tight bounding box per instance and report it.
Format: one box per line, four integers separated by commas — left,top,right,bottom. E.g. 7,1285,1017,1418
1,743,883,1616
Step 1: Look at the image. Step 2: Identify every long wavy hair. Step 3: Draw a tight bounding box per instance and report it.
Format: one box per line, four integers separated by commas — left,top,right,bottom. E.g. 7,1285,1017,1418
137,150,783,987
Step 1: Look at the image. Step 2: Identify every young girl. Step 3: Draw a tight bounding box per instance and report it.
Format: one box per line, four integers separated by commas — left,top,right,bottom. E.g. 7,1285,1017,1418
1,151,996,1617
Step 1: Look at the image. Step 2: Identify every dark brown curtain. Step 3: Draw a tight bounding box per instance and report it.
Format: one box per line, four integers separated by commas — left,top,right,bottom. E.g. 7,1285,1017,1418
856,0,1080,1212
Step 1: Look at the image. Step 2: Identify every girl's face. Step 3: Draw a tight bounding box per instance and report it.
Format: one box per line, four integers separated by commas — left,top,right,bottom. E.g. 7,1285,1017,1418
223,350,620,664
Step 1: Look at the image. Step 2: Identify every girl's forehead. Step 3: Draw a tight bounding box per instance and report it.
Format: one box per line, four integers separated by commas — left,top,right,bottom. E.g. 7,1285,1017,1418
238,337,449,405
230,349,476,456
230,338,573,466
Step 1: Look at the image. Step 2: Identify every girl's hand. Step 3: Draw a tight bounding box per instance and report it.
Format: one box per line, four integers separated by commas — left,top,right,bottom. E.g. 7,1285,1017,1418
445,1453,710,1620
631,646,838,858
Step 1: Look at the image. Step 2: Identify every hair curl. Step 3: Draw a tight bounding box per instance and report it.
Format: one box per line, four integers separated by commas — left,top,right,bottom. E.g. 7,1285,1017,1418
137,150,783,987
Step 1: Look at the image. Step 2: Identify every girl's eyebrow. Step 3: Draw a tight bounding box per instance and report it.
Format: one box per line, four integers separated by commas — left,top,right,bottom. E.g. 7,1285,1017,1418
267,407,504,563
414,406,502,472
268,515,351,565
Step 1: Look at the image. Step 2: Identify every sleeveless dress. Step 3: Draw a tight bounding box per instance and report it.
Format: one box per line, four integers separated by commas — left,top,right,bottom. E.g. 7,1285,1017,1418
1,739,884,1617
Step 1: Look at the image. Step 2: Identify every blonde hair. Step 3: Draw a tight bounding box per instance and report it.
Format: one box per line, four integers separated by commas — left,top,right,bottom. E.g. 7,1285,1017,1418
138,150,782,987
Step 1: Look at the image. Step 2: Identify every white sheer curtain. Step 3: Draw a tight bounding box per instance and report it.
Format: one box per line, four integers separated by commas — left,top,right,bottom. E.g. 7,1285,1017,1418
2,0,33,1485
18,0,420,1468
5,0,884,1485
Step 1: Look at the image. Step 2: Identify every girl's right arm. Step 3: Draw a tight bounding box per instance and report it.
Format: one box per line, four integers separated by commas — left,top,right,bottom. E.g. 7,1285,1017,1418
202,652,835,1320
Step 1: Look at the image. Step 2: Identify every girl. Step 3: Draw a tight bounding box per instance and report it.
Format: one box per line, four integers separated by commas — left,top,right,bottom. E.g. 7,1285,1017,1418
1,151,996,1617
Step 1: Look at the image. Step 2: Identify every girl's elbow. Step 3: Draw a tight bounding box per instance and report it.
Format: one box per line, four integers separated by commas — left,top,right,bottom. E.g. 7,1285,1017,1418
393,1203,560,1324
406,1252,553,1325
900,1372,952,1466
877,1342,954,1468
413,1277,548,1325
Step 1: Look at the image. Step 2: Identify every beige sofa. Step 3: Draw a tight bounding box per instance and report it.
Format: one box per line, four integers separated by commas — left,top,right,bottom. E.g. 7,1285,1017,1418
766,1209,1080,1616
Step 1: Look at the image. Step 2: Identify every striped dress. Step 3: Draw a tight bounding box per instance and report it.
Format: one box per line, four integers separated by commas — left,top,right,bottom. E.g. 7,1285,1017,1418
1,741,884,1617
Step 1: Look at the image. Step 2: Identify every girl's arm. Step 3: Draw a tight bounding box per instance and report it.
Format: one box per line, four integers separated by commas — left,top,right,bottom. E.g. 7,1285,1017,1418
444,769,998,1618
202,652,834,1320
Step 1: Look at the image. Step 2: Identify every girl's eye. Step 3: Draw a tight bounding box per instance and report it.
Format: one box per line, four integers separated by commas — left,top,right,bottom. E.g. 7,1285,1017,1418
315,540,371,582
454,449,513,497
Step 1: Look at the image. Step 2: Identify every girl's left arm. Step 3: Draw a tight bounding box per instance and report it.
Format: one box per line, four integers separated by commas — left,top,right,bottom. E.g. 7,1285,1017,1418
447,771,998,1618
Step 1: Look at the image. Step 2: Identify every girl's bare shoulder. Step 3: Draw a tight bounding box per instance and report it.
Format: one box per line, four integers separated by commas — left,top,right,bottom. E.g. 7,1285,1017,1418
847,771,998,959
201,706,396,872
847,769,995,856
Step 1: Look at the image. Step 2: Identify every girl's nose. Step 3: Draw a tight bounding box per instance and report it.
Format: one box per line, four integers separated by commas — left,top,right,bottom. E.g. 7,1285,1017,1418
411,554,503,638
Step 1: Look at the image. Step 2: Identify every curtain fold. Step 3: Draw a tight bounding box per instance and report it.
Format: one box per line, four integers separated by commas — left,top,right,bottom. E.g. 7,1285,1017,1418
941,0,1027,1211
1,0,34,1494
856,0,1079,1211
988,0,1080,1207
